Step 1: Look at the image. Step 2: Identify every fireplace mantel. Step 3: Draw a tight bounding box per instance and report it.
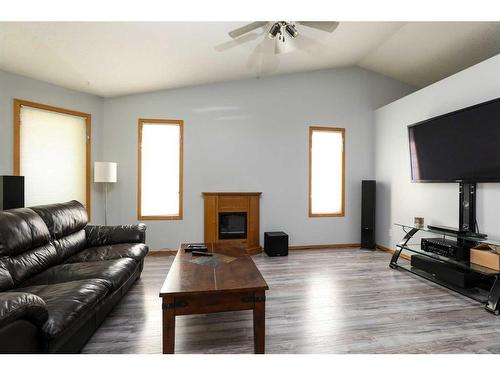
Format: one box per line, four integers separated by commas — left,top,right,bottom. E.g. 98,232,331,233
202,192,262,255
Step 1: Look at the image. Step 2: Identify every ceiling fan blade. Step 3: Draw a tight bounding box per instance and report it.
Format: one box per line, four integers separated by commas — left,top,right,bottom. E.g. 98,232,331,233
214,31,263,52
297,21,339,33
228,21,268,38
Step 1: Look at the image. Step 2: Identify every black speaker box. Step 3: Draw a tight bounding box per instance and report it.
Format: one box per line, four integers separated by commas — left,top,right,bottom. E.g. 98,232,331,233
0,176,25,210
264,232,288,257
361,180,376,249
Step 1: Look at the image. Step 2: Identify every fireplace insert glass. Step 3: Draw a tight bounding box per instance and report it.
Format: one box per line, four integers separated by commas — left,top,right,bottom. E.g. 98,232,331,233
218,212,247,240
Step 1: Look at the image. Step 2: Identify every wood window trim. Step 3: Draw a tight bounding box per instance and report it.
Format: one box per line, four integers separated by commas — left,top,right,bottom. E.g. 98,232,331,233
13,98,92,219
137,118,184,221
308,126,346,218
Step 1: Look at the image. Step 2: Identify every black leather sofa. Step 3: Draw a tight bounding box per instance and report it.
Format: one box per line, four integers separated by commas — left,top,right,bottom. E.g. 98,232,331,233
0,200,148,353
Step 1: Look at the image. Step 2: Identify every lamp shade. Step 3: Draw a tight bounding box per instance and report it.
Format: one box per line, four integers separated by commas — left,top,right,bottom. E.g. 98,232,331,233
94,162,117,183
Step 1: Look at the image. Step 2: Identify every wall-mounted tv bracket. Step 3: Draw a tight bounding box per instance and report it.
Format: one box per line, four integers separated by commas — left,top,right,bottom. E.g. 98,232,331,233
459,182,476,233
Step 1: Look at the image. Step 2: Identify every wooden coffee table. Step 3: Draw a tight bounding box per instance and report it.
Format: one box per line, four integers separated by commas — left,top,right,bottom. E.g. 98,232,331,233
159,243,269,354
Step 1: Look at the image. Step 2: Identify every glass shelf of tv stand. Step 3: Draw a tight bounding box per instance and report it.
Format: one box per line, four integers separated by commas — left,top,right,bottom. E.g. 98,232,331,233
397,244,500,276
394,223,500,277
395,223,500,247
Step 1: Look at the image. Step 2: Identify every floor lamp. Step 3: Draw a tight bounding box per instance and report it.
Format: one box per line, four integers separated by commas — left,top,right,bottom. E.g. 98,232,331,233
94,162,117,226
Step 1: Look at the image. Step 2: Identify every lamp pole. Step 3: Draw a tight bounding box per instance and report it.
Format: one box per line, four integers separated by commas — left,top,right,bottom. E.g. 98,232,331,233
104,182,109,226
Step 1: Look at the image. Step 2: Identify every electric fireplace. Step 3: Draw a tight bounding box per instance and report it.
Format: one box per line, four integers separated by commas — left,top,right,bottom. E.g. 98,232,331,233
219,212,247,240
202,192,262,255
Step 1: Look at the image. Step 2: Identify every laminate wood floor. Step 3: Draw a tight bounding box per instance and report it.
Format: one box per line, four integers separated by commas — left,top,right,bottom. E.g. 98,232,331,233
82,249,500,354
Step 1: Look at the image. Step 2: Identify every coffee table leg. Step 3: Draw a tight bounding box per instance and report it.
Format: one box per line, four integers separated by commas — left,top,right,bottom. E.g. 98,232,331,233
162,296,175,354
253,291,265,354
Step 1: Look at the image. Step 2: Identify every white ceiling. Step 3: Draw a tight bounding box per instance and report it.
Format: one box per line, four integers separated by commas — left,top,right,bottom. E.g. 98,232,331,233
1,22,500,97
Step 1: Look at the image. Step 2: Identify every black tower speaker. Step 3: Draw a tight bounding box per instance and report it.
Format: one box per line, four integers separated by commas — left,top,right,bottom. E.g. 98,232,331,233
0,176,25,210
361,180,376,249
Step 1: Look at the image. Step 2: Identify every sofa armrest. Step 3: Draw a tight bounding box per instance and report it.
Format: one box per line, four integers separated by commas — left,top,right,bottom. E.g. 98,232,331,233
85,224,147,247
0,292,48,330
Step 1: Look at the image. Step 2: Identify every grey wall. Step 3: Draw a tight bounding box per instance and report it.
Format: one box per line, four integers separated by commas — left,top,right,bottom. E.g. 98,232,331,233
0,70,105,223
374,53,500,249
103,67,414,250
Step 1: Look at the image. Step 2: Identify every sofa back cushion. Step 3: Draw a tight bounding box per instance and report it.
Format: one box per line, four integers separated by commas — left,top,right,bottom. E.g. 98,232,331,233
31,201,88,240
6,243,58,286
0,208,51,256
0,261,14,292
53,230,87,262
0,208,57,289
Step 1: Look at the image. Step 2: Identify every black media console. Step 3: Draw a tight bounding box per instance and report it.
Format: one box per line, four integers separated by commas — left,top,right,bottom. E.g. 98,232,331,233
390,223,500,315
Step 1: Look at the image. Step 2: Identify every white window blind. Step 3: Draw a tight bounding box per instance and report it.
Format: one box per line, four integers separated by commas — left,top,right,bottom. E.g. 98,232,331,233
139,121,183,219
19,105,88,208
310,127,345,216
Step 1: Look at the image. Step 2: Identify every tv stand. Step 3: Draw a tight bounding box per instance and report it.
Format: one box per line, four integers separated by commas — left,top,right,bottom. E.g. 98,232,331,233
390,223,500,314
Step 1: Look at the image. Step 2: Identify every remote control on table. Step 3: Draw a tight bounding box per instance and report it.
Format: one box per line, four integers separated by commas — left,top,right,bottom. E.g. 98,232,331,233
192,251,213,256
185,244,208,252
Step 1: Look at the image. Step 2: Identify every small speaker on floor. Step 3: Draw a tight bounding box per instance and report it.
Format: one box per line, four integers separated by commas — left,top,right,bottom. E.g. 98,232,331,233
264,232,289,257
0,176,25,210
361,180,376,249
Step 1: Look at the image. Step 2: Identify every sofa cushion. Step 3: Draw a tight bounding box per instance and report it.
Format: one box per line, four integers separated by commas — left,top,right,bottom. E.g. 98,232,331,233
65,243,148,263
0,208,51,256
0,208,58,289
30,201,88,240
85,224,146,246
53,230,87,262
20,258,138,291
6,244,58,286
15,279,110,338
0,260,14,292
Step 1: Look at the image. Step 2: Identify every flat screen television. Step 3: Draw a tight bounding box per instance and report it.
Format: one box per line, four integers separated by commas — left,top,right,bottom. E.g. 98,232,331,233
408,97,500,182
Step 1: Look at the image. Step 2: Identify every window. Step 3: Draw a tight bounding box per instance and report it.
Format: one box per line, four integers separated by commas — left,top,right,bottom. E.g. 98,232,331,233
14,99,91,215
309,126,345,217
138,119,183,220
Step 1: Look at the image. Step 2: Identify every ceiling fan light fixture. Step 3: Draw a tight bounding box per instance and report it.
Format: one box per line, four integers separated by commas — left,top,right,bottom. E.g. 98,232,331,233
268,23,281,39
285,24,298,38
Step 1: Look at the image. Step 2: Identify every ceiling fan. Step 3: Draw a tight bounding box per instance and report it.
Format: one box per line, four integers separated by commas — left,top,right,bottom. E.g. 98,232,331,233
227,21,339,54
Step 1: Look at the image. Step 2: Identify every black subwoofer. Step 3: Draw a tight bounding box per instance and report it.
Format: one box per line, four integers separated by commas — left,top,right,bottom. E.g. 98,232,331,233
361,180,376,249
0,176,24,210
264,231,288,257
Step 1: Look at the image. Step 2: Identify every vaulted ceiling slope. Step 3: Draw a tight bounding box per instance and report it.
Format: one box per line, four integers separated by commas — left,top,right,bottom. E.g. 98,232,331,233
1,22,500,97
